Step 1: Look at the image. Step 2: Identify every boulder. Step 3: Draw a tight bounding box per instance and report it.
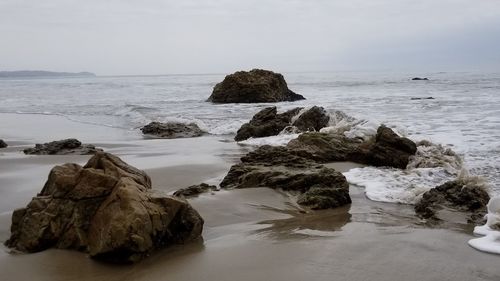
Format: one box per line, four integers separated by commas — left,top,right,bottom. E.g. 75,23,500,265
287,126,417,169
234,106,330,141
411,77,429,81
235,107,302,141
0,139,7,148
5,152,203,263
414,179,490,223
292,106,330,132
141,121,205,139
220,145,350,210
208,69,305,103
23,139,102,155
173,183,217,198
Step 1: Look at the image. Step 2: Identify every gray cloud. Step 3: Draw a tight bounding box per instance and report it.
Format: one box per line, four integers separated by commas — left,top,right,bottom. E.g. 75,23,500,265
1,0,499,75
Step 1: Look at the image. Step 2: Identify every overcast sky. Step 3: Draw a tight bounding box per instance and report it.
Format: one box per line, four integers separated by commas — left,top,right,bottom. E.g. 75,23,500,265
1,0,499,75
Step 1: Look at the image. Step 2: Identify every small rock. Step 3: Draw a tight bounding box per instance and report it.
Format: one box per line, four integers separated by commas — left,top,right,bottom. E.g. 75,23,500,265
173,183,217,198
23,139,101,155
411,77,429,81
410,97,434,100
141,122,205,139
208,69,305,103
414,178,490,223
235,107,302,141
0,139,7,148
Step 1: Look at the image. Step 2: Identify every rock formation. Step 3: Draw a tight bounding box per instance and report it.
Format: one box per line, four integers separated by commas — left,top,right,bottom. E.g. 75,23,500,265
5,152,203,263
220,145,350,210
23,139,101,155
173,183,217,198
141,121,205,139
414,178,490,223
287,126,417,169
207,69,305,103
0,139,7,148
234,106,330,141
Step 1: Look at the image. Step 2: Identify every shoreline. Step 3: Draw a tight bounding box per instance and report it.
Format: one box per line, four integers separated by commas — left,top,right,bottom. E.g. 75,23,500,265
0,112,499,280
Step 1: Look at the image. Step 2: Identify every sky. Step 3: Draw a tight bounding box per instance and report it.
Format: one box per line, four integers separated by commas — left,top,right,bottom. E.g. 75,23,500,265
1,0,500,75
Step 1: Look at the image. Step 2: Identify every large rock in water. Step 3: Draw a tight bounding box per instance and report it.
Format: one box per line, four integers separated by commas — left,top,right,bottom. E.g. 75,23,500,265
414,179,490,223
220,145,351,210
207,69,305,103
0,139,7,148
234,106,330,141
287,125,417,169
23,139,101,155
141,121,205,139
5,152,203,263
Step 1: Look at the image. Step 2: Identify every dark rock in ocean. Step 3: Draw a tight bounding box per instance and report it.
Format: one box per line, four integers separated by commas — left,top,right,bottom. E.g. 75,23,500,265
207,69,305,103
23,138,102,155
0,139,7,148
220,145,350,210
411,77,429,81
234,107,302,141
287,125,417,169
5,152,203,263
292,106,330,132
141,121,205,139
414,179,490,223
368,126,417,169
234,106,330,141
411,97,435,100
173,183,217,198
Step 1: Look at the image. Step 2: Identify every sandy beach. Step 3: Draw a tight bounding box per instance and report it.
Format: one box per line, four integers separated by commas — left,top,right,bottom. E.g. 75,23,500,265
0,113,499,281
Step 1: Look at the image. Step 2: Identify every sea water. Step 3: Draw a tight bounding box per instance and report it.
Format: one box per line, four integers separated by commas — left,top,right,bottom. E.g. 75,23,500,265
0,71,499,201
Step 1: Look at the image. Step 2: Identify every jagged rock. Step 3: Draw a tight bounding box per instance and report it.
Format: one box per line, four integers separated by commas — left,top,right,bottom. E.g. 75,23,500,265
415,179,490,223
207,69,305,103
141,122,205,139
292,106,330,132
5,152,203,263
0,139,7,148
287,126,417,169
23,139,101,155
220,145,350,210
234,106,330,141
412,77,429,81
173,183,217,198
235,107,302,141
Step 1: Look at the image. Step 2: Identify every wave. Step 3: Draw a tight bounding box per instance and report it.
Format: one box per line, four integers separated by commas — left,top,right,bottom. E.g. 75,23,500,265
469,196,500,255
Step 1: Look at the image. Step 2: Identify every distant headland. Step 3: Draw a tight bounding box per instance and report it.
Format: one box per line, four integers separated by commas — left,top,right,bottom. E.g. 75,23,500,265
0,70,96,78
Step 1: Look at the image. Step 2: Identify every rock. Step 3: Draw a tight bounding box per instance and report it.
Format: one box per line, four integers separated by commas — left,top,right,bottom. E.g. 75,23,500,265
220,145,350,210
5,152,203,263
235,107,302,141
234,106,330,141
292,106,330,132
141,122,205,139
207,69,305,103
414,178,490,223
0,139,7,148
368,126,417,169
23,139,102,155
287,125,417,169
411,77,429,81
411,97,434,100
173,183,217,198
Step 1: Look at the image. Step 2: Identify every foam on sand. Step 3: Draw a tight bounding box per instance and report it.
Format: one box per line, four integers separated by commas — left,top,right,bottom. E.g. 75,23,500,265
469,196,500,255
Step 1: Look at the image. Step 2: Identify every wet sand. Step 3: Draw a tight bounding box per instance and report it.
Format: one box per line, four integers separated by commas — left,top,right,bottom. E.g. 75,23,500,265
1,113,499,280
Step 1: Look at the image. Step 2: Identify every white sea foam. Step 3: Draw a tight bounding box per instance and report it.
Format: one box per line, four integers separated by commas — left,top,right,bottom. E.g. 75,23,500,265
238,133,300,147
468,197,500,255
344,141,464,204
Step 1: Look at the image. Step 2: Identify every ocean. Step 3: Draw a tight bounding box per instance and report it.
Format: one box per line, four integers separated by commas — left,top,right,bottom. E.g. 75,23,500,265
1,71,499,203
